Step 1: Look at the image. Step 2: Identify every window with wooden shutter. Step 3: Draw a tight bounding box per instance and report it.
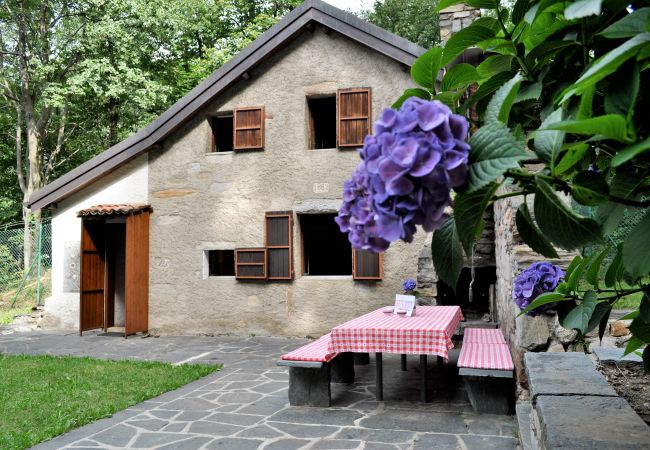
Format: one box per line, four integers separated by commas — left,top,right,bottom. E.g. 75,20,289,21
353,249,383,280
337,88,371,148
235,248,267,280
265,212,293,280
233,106,265,150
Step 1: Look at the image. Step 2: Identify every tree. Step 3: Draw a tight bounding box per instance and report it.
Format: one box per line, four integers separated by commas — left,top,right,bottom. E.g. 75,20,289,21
363,0,441,48
0,0,301,268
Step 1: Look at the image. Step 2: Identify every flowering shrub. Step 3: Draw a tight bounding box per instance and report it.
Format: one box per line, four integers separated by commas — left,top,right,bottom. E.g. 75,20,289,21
402,279,417,292
339,1,650,368
513,263,565,316
335,99,470,252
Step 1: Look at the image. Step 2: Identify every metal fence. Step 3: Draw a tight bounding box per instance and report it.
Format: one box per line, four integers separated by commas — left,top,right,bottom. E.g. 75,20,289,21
0,219,52,307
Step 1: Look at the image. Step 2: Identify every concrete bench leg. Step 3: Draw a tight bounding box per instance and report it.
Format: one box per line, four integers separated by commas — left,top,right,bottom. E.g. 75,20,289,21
354,352,370,365
331,352,355,384
288,365,331,407
463,376,514,414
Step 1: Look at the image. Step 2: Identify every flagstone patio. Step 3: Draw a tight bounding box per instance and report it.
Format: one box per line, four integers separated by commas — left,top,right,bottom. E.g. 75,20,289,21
0,332,519,449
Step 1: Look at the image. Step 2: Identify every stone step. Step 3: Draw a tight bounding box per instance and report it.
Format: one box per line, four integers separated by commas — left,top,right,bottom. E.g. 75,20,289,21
515,402,532,450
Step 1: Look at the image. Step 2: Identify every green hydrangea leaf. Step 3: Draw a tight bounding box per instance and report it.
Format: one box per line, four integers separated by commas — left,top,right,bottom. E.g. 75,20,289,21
441,63,479,91
467,122,529,192
431,215,464,292
544,115,629,143
562,290,598,333
572,170,610,206
442,25,498,66
611,137,650,167
599,7,650,39
411,47,443,91
515,202,559,258
454,182,500,254
565,0,603,20
622,210,650,279
534,179,603,250
485,73,523,124
534,108,565,166
517,292,568,317
561,33,650,102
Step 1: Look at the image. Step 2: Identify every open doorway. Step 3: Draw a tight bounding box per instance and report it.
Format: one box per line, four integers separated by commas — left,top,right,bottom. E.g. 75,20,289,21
78,204,151,337
105,221,126,330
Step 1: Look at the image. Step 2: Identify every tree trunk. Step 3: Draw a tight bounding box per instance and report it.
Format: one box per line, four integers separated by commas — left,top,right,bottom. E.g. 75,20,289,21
108,96,119,146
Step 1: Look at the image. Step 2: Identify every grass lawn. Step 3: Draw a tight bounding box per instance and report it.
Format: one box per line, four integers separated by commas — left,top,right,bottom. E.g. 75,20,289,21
0,354,220,450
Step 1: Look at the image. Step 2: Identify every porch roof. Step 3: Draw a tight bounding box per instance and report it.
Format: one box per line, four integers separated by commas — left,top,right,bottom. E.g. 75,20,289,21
77,203,152,218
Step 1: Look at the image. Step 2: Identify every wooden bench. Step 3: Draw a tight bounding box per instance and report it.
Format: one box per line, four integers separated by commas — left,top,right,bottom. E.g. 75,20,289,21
276,334,354,407
458,328,515,414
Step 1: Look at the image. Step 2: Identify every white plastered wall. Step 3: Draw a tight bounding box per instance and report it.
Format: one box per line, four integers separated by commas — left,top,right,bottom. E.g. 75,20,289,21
42,154,148,330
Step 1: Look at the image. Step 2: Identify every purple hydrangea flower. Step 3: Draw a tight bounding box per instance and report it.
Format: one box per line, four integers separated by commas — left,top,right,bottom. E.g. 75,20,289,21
335,98,470,252
403,279,417,292
513,262,565,316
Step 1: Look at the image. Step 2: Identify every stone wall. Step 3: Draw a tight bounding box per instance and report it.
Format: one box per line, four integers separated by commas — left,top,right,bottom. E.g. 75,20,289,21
493,184,577,384
439,5,482,43
147,28,426,337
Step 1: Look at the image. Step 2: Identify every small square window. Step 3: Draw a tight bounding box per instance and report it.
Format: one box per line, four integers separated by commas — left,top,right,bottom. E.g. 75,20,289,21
210,115,234,152
300,213,351,275
307,96,336,149
207,250,235,276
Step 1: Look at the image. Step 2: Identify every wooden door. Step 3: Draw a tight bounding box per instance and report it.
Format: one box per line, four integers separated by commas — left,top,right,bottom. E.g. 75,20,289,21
125,211,150,335
79,220,106,334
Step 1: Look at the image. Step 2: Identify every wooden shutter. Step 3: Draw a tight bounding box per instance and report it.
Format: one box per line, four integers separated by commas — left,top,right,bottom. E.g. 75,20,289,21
79,220,106,334
337,88,371,147
125,211,150,336
265,212,293,280
235,248,267,279
233,106,264,150
353,249,383,280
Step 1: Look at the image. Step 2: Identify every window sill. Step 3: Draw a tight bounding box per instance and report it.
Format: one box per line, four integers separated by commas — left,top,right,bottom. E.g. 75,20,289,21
206,151,234,156
308,147,338,151
300,275,353,280
205,275,236,279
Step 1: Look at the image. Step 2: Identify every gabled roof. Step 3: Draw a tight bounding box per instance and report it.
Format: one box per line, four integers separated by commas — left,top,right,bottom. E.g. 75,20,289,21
29,0,425,211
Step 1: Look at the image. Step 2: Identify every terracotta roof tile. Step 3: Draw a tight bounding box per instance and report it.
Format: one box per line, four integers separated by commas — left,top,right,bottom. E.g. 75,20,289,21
77,203,152,217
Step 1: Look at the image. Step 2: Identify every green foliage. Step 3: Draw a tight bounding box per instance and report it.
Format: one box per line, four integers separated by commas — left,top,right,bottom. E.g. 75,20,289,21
363,0,442,48
0,0,299,222
0,354,219,449
398,0,650,369
430,216,464,291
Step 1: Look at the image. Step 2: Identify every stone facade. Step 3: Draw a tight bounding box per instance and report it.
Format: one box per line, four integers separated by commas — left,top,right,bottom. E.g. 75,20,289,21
439,5,481,44
145,29,424,337
42,27,424,336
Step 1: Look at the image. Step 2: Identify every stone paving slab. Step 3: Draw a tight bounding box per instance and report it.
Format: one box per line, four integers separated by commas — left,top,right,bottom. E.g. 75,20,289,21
524,352,617,400
591,345,643,364
0,331,520,449
535,395,650,450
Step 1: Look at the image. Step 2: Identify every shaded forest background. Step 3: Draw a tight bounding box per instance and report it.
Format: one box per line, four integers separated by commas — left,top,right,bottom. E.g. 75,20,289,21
0,0,439,224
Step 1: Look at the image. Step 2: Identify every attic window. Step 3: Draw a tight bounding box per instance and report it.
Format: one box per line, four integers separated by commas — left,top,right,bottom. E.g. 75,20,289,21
308,96,337,149
210,115,234,153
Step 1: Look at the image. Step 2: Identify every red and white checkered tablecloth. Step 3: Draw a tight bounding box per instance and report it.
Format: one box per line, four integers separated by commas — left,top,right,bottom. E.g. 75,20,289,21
328,306,464,359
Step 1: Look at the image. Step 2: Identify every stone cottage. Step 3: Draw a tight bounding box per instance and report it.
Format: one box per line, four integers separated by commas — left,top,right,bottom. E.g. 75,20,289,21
29,0,431,337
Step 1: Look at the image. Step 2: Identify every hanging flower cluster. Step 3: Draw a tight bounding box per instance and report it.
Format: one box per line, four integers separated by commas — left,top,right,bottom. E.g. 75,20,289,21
335,98,470,252
513,262,565,316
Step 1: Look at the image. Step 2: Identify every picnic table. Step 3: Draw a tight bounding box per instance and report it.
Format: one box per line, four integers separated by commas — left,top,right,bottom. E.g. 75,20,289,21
328,305,464,402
